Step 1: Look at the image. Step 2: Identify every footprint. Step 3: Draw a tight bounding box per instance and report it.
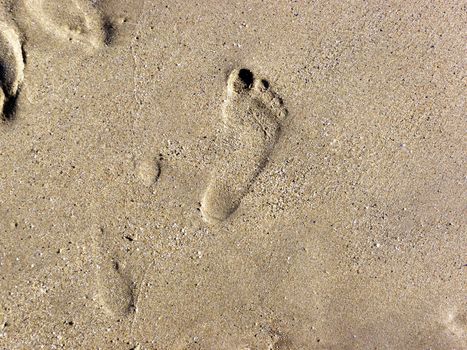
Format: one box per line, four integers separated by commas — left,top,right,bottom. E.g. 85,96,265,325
93,227,136,318
200,68,288,224
0,22,24,120
23,0,105,48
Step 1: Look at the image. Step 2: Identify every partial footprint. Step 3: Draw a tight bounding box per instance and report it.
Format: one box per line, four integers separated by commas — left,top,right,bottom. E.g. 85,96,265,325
201,68,288,224
93,227,135,318
444,308,467,341
0,22,24,120
94,0,145,45
24,0,106,48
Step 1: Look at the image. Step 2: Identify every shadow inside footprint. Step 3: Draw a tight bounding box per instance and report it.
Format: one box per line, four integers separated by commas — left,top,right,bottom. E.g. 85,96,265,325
238,68,254,87
102,17,117,46
1,91,19,120
0,22,24,121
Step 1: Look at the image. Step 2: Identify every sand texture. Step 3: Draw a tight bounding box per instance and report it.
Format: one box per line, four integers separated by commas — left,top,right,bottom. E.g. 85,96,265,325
0,0,466,349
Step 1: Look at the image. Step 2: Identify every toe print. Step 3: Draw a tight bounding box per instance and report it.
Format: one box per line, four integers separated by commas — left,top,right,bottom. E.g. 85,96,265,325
201,68,288,224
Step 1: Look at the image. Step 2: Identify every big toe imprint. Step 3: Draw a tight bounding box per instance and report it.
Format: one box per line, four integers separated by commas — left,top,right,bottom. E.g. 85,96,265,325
0,22,24,120
200,68,288,224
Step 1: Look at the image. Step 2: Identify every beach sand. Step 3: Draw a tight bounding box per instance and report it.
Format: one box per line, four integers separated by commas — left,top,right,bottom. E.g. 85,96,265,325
0,0,465,349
